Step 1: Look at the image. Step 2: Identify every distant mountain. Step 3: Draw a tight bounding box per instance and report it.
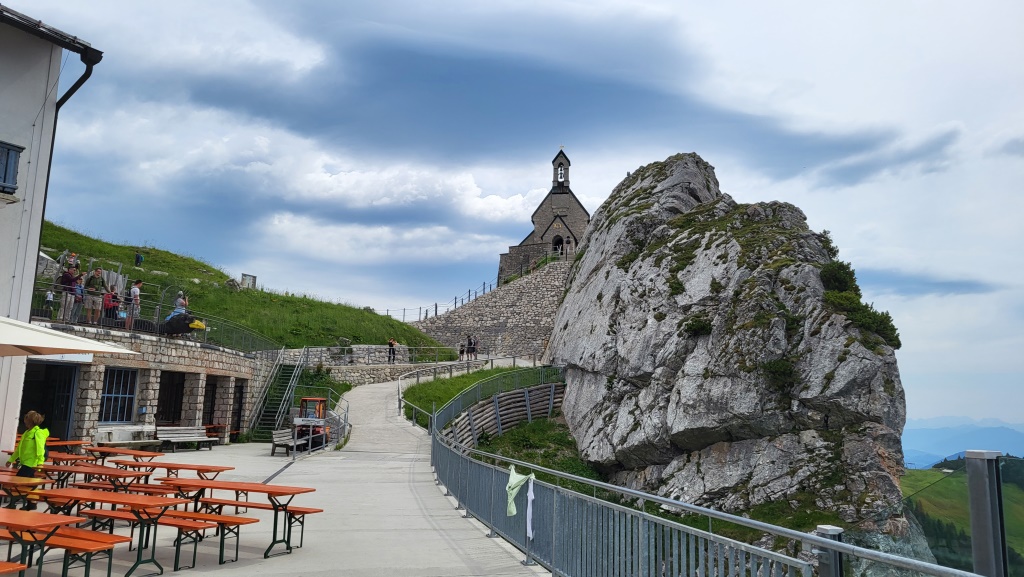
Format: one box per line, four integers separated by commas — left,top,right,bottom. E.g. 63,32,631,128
902,425,1024,464
903,448,946,469
906,416,1024,433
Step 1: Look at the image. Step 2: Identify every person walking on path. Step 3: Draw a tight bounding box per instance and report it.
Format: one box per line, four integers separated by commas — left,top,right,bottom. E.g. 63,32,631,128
387,337,397,364
126,279,142,330
6,410,48,509
83,267,107,324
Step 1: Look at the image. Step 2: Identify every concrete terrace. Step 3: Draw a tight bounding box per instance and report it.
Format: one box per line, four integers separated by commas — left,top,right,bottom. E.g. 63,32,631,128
85,377,549,576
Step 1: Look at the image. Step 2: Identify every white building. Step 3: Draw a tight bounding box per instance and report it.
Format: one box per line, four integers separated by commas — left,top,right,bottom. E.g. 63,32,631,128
0,7,101,449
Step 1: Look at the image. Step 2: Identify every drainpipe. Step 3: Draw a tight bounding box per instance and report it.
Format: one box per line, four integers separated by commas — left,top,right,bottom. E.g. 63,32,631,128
37,45,103,269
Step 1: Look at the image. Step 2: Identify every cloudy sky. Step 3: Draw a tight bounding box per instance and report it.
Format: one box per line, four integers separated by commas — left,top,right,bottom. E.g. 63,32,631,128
13,1,1024,422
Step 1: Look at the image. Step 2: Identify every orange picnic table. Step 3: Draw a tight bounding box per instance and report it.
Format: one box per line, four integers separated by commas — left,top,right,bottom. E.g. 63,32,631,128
110,459,233,480
46,453,96,465
159,477,315,557
83,446,163,465
0,475,51,510
33,487,188,577
0,508,87,574
37,463,151,491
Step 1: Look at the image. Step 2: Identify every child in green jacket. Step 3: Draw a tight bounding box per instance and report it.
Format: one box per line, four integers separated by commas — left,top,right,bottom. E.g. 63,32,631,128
6,411,48,509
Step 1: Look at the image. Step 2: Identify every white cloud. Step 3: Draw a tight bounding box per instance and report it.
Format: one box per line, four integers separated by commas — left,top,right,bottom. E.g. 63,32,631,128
18,0,326,78
252,213,510,265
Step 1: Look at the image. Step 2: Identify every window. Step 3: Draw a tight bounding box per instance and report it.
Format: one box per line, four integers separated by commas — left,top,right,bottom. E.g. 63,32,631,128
0,141,24,195
557,165,565,182
99,368,138,423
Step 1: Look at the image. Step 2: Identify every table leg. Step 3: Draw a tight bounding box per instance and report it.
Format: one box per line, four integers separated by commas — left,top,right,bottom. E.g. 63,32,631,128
263,494,295,558
123,507,166,577
9,526,59,577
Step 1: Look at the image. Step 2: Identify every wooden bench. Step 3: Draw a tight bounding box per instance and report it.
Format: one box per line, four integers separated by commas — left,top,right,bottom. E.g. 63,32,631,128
271,429,305,456
162,510,259,564
81,509,216,571
0,561,26,575
156,426,216,452
1,529,118,577
198,497,322,548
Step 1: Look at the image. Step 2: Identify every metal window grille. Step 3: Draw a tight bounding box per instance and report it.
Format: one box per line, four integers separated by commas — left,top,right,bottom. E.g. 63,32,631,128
99,368,138,423
0,141,24,194
202,380,217,425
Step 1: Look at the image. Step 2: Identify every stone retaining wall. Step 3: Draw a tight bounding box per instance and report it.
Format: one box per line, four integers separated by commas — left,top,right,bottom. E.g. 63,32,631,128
39,324,273,444
412,261,572,358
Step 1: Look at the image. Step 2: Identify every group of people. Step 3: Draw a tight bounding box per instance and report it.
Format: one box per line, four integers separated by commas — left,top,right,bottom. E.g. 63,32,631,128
459,334,479,361
48,259,143,328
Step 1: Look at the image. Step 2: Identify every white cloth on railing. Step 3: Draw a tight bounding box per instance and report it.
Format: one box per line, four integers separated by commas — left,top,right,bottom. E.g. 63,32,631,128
526,476,535,540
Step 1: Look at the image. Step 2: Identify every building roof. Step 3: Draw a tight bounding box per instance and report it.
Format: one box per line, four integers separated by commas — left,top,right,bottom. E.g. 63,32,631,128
0,4,102,62
551,149,571,166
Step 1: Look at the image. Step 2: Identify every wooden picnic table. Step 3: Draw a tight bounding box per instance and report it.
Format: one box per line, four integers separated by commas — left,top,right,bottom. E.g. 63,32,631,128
158,478,315,557
0,476,52,510
45,453,96,465
203,424,226,438
83,446,164,465
37,463,151,491
32,487,188,577
110,459,234,480
0,508,87,575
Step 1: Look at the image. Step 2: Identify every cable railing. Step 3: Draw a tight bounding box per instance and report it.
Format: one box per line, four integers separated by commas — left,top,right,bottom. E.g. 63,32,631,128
375,248,576,321
417,366,982,577
301,345,461,366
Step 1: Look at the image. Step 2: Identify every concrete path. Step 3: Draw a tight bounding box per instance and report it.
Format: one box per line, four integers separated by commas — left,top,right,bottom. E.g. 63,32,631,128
91,373,549,576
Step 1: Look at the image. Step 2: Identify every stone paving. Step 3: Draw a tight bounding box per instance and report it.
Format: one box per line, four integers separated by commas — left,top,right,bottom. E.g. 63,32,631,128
87,374,549,576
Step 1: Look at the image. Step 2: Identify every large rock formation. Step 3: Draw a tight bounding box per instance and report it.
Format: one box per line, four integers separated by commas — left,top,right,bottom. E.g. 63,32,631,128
547,153,908,535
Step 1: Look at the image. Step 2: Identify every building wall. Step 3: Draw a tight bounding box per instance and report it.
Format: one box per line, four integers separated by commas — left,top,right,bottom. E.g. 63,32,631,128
36,326,275,443
0,26,62,451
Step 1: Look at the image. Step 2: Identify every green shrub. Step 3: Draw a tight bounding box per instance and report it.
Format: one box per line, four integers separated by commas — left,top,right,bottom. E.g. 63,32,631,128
762,358,797,391
820,261,859,294
683,317,712,336
823,291,901,349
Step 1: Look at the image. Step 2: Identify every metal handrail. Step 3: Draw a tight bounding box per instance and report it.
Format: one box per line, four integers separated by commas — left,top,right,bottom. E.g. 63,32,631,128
429,366,982,577
247,347,285,432
396,355,539,416
273,347,308,431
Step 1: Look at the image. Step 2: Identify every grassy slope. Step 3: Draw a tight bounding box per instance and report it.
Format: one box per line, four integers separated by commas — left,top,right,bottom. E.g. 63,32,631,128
40,222,446,349
901,468,1024,556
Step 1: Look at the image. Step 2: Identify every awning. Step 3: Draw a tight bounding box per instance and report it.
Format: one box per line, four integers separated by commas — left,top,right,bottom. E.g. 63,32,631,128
0,316,137,357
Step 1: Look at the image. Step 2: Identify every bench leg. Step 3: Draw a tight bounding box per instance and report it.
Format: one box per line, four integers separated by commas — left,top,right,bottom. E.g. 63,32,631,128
218,524,242,564
173,528,202,571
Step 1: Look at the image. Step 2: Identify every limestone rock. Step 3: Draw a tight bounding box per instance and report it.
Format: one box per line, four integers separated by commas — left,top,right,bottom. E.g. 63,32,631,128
547,152,907,532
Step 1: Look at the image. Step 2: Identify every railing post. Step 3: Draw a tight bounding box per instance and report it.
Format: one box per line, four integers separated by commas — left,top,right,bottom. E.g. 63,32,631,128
815,525,844,577
967,450,1008,577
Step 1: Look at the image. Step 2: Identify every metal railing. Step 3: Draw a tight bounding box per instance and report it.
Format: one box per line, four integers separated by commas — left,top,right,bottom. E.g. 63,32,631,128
396,355,540,425
247,347,286,433
30,284,278,353
423,366,982,577
375,248,576,322
273,347,308,432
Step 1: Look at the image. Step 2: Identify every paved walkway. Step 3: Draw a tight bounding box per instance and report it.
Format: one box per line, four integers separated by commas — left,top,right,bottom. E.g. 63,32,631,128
97,374,549,576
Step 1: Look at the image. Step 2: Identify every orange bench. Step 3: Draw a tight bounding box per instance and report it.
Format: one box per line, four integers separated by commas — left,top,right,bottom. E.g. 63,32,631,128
0,530,117,577
81,509,216,571
198,498,322,548
0,561,26,575
161,510,258,564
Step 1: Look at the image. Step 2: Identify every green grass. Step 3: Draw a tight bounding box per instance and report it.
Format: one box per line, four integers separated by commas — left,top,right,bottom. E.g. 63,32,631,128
40,222,447,349
902,468,1024,561
475,417,603,495
402,368,517,424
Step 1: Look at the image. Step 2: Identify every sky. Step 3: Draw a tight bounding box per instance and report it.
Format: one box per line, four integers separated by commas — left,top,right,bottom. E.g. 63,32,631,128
11,1,1024,422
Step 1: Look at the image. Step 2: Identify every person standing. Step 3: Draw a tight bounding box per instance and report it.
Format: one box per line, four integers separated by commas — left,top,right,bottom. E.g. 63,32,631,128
466,334,475,361
134,251,143,267
175,291,188,309
387,338,397,364
57,266,82,322
103,286,120,324
6,411,48,508
70,277,85,323
83,267,107,324
44,289,54,319
126,279,142,330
